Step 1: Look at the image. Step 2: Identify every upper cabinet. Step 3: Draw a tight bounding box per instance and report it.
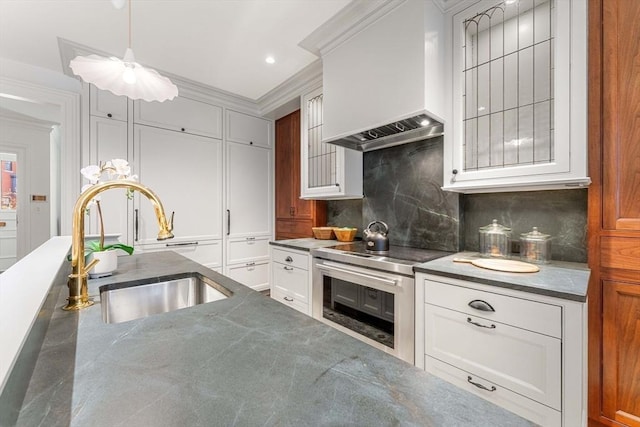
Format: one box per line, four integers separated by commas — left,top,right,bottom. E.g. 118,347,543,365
89,85,128,121
320,0,445,143
300,86,363,200
226,110,272,148
133,96,222,139
443,0,589,193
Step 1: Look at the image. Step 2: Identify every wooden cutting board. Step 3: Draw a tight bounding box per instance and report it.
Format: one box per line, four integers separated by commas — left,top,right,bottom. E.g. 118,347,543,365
453,257,540,273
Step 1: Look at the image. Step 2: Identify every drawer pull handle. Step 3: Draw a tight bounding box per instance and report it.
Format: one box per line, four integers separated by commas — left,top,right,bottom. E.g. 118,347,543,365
283,296,294,302
285,256,293,263
166,241,198,247
284,266,294,271
468,299,495,312
467,317,496,329
246,262,256,267
467,376,496,392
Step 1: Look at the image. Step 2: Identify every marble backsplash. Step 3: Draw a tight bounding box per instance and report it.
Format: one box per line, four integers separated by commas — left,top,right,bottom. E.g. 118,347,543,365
328,137,463,253
327,138,588,263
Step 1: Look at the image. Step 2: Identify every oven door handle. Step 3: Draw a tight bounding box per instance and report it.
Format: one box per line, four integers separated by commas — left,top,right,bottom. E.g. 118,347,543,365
316,263,398,287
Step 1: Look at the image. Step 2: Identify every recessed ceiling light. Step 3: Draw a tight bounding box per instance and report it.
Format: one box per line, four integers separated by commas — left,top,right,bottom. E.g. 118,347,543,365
420,119,430,127
265,56,275,64
505,0,517,4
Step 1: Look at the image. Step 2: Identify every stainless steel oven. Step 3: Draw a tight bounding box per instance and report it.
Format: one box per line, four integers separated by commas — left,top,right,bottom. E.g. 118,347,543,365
311,243,449,364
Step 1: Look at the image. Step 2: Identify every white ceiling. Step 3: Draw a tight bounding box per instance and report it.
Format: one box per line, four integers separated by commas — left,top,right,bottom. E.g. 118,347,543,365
0,0,351,100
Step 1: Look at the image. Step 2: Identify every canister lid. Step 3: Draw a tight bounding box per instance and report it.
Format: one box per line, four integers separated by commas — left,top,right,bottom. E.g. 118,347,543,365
479,219,511,235
520,227,551,241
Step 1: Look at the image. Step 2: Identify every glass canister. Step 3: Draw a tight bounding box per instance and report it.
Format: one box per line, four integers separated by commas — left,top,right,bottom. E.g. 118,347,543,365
520,227,552,264
478,219,511,258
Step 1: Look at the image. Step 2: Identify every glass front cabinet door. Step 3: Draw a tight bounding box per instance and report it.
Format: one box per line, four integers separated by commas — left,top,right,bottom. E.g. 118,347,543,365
443,0,589,193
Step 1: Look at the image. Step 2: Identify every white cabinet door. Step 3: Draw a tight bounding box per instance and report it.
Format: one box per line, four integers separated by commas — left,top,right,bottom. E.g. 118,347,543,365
225,261,269,291
300,87,363,200
225,142,271,238
443,0,589,193
133,125,223,246
134,96,223,139
88,116,131,243
90,85,128,121
140,240,222,269
226,110,272,148
425,303,562,410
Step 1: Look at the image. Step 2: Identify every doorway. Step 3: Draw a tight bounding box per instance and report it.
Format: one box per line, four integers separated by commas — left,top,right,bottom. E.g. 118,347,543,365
0,153,17,270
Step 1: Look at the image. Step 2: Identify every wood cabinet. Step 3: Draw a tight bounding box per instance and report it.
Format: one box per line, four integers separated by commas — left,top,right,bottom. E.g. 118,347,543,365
588,1,640,425
415,273,586,426
275,110,326,239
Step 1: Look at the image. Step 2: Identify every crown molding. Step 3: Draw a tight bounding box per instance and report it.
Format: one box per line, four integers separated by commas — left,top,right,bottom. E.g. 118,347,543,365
298,0,406,57
58,37,261,114
256,59,323,117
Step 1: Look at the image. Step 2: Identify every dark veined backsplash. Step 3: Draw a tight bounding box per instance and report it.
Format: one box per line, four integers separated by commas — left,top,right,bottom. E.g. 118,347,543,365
327,137,587,263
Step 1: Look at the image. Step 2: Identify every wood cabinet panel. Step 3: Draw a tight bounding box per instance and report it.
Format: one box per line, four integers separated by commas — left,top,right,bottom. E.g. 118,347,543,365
589,0,640,424
602,0,640,232
274,110,326,239
602,281,640,426
601,237,640,271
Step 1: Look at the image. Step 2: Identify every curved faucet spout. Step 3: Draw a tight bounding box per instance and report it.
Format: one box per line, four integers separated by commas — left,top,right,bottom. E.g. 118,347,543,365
63,181,174,311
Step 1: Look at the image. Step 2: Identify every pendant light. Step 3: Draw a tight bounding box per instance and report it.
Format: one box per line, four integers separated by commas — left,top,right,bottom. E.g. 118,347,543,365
69,0,178,102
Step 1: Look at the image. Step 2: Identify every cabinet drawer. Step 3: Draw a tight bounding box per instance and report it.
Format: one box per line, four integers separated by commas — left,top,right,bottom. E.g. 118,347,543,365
425,304,561,409
225,261,269,291
272,263,309,304
425,356,561,427
134,97,222,138
139,240,222,269
226,110,272,148
271,287,309,315
271,247,308,270
425,279,561,338
227,237,270,264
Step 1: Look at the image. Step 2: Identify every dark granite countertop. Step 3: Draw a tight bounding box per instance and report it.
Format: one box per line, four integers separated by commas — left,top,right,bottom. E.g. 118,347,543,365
13,252,535,426
415,252,590,302
269,238,352,252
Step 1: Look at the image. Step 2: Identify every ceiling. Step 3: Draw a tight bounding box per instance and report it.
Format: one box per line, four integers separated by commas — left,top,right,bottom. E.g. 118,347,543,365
0,0,352,100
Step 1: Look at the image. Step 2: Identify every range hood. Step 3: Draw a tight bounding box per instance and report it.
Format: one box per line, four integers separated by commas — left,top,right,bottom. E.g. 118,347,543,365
323,111,443,152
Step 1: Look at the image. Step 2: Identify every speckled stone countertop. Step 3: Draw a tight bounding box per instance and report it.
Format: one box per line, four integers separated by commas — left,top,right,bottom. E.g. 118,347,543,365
415,252,590,302
270,237,352,252
13,252,534,426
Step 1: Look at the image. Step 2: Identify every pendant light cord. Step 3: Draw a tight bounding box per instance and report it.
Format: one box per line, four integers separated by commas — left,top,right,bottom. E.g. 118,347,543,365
128,0,132,49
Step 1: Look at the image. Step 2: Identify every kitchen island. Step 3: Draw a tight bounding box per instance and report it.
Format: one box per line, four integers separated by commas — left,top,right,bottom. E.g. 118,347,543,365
4,250,535,426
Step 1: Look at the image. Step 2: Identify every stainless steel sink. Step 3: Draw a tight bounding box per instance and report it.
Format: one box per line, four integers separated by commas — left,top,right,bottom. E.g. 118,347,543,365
99,273,232,324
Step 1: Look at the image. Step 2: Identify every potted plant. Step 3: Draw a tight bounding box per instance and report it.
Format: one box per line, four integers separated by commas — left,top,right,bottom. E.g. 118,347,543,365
80,159,135,278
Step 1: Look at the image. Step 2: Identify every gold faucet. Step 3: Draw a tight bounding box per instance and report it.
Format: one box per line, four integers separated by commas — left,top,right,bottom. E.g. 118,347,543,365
63,181,174,311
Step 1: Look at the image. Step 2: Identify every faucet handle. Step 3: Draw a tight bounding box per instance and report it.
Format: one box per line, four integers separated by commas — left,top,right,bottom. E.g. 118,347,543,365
83,257,100,276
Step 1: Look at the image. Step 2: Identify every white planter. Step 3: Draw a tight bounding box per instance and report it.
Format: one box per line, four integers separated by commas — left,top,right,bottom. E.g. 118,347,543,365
88,250,118,279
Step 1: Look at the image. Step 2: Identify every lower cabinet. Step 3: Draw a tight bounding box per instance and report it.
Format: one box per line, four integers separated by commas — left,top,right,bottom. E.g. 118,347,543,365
270,246,311,315
225,261,269,291
415,273,586,427
139,240,222,270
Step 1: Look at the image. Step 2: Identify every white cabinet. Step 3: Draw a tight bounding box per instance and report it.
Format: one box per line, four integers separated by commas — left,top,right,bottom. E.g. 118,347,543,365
225,141,271,238
134,96,222,139
89,85,128,121
415,273,586,426
133,125,223,252
87,116,131,243
443,0,589,193
300,86,363,200
140,240,222,270
224,260,270,291
270,246,311,315
226,110,272,148
226,236,270,264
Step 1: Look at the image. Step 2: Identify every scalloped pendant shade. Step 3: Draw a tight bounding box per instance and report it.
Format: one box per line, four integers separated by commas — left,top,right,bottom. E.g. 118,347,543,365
69,0,178,102
70,48,178,102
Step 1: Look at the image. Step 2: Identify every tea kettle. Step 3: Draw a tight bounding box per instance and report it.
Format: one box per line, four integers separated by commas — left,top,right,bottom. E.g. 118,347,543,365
364,220,389,253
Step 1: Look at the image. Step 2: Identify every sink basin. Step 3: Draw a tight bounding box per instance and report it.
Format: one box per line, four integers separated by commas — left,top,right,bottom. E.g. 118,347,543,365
99,273,233,324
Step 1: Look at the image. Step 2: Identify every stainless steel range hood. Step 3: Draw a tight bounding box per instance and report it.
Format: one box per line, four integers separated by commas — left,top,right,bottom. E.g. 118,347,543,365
323,111,443,152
